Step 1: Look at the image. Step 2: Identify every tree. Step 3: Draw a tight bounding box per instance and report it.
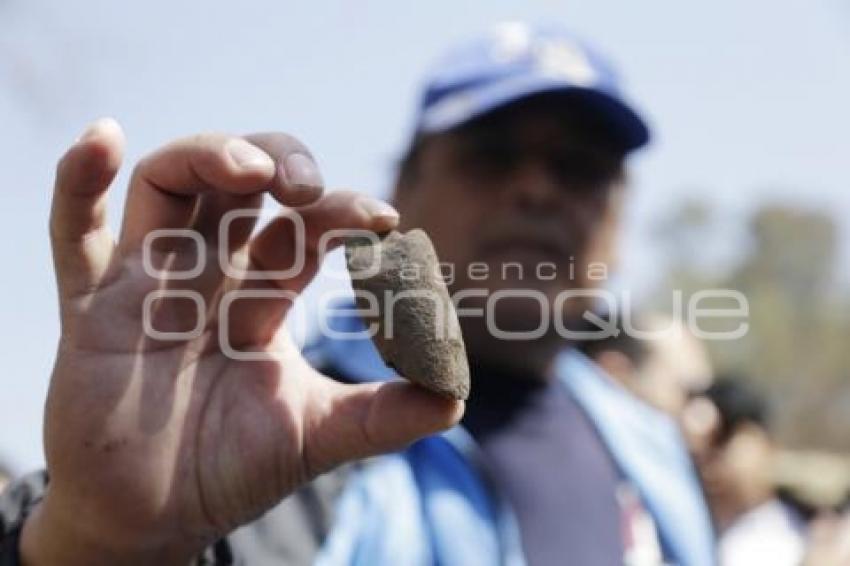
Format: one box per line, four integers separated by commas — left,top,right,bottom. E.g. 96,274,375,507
651,199,850,451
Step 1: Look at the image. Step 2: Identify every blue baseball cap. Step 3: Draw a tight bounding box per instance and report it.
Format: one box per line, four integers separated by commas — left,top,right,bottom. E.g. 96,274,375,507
412,22,650,152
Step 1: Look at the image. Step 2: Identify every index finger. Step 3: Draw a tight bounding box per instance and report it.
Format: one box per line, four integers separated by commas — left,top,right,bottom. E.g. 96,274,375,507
118,133,276,252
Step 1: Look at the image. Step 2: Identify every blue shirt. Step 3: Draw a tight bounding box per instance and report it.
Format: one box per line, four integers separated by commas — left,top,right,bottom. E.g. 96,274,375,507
309,308,716,566
463,366,627,565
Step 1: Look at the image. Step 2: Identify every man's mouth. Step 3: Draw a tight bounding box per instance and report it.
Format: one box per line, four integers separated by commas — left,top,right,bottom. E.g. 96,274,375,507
480,237,572,262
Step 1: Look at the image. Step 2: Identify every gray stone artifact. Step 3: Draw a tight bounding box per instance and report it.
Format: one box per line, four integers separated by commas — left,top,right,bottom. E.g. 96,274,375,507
344,229,471,400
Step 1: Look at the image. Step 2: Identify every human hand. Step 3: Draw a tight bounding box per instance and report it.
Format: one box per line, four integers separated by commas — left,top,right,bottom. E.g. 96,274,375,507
21,119,462,565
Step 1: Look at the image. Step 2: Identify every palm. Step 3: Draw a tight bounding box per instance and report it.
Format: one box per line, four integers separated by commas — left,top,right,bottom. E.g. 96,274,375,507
49,280,308,541
38,120,461,558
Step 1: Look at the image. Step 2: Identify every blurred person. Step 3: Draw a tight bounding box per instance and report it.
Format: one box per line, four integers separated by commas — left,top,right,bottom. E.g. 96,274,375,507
0,23,716,565
699,378,807,566
0,461,10,494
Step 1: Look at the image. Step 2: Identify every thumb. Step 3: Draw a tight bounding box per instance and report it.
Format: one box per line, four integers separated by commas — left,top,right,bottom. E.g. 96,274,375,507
50,118,125,301
304,377,464,476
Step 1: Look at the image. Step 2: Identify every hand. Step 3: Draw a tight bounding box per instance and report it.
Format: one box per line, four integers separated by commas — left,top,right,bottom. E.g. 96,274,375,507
21,119,463,565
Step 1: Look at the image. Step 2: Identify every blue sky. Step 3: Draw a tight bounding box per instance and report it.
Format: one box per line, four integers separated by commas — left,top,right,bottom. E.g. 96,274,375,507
1,0,849,471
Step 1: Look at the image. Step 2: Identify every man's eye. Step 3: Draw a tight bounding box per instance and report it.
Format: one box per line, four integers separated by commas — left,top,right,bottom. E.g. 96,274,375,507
457,143,519,176
550,151,619,190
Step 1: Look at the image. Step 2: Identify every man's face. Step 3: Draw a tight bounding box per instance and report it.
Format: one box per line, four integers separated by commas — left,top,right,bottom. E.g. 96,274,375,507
637,323,714,417
393,95,627,336
699,423,775,529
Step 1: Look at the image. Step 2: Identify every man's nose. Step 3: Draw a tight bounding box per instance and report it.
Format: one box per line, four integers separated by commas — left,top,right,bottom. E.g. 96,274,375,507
502,159,563,213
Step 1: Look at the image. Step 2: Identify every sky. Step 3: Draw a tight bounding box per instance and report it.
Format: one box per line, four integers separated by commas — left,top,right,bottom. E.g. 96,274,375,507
1,0,849,471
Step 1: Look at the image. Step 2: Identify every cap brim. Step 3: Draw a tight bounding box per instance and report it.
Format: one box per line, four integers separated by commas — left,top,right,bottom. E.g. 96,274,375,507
418,74,650,152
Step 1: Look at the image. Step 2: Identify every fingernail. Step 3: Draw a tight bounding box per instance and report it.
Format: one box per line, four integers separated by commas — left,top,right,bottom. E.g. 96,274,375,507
283,153,324,190
286,183,323,204
359,198,399,220
76,117,120,143
226,139,274,171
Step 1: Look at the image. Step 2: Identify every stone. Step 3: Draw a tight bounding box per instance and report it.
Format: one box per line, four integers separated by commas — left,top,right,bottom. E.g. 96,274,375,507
344,229,470,400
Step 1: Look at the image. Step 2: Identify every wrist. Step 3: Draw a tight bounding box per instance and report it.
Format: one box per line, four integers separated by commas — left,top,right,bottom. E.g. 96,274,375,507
20,490,203,566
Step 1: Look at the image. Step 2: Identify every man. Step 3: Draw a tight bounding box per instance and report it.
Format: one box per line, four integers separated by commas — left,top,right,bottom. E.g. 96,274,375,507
0,462,10,495
699,378,806,566
1,22,714,565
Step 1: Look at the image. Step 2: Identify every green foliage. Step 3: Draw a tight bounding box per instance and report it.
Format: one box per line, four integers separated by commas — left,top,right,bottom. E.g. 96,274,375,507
651,199,850,451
